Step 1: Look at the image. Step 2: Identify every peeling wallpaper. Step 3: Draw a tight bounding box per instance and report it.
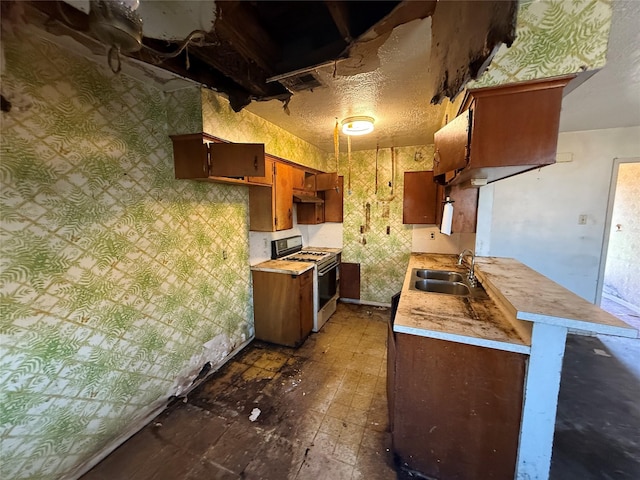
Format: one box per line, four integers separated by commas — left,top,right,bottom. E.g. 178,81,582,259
0,34,253,479
603,162,640,307
472,0,612,88
201,89,331,172
338,145,435,303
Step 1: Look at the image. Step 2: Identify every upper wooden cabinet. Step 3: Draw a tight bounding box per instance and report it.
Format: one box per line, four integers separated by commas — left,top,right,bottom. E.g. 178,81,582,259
297,175,344,225
249,162,293,231
324,176,344,223
316,172,339,191
403,171,439,224
248,156,274,186
434,77,573,186
170,133,265,180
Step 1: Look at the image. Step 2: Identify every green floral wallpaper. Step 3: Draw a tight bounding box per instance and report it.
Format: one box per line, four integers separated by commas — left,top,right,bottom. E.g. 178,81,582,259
338,145,434,303
0,33,252,479
201,89,331,171
471,0,612,88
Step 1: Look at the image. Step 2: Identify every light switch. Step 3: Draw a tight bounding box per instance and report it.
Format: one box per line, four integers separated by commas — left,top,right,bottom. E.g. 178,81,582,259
578,214,587,225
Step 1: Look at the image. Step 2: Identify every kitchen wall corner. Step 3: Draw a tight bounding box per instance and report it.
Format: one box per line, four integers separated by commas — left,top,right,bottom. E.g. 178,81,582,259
0,30,252,479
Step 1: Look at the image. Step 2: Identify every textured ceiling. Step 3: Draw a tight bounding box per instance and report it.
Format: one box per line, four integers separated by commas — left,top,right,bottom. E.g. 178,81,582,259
245,18,448,153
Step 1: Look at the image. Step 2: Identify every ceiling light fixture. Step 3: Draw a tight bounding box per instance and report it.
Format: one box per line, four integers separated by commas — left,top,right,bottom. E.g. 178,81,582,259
341,116,375,136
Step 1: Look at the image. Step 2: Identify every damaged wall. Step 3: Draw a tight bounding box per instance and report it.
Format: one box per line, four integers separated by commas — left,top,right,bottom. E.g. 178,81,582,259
0,30,253,479
338,144,434,303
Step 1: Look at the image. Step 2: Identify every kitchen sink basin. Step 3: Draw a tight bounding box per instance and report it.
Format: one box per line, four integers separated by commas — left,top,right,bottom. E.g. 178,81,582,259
412,279,470,296
414,269,464,283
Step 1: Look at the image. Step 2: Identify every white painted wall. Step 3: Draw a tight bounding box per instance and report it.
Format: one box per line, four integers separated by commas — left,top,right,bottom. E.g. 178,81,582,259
412,226,475,255
476,126,640,302
248,207,344,265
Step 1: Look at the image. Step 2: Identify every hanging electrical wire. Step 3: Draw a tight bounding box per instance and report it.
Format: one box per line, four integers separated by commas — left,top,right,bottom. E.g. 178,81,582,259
334,118,340,171
347,135,352,195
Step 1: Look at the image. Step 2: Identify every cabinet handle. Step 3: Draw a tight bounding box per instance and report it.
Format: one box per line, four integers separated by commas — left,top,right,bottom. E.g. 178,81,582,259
288,209,292,219
434,150,440,164
254,155,258,171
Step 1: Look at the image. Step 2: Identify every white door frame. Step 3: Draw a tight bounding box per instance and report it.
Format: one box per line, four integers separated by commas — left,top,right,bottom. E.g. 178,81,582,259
595,156,640,306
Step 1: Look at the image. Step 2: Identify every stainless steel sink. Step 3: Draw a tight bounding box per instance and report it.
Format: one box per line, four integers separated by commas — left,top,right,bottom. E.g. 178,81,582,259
412,278,470,296
408,268,478,297
414,269,464,283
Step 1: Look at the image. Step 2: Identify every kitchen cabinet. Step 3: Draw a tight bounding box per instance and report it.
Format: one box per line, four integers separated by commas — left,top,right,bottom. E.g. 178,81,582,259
296,201,325,225
434,183,478,233
252,269,313,347
315,172,339,191
433,76,573,186
402,171,438,224
248,156,274,185
388,330,526,479
170,133,265,181
291,166,307,191
339,262,360,299
323,175,343,222
296,175,343,225
249,162,293,231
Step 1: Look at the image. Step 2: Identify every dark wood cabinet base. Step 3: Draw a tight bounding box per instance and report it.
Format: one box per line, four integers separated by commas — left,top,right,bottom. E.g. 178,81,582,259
388,331,526,479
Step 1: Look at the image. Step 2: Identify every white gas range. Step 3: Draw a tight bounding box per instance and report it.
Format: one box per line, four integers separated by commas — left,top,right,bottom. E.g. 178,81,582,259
272,236,340,332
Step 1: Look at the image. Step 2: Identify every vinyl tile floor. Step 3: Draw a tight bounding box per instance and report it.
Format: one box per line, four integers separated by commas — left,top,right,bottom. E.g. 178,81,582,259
82,302,640,480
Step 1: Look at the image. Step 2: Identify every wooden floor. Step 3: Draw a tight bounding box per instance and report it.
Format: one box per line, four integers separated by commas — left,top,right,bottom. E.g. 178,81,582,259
82,302,640,480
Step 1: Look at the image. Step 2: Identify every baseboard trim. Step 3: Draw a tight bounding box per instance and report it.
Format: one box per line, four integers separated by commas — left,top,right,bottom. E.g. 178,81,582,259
339,298,391,308
64,336,254,480
602,293,640,315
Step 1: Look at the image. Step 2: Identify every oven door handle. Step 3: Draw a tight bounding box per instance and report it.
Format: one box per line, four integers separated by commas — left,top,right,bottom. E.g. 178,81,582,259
317,262,338,277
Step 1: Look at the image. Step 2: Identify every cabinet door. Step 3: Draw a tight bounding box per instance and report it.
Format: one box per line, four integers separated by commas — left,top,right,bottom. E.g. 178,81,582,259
253,271,301,347
296,203,324,224
274,162,293,230
316,172,338,191
449,184,478,233
298,270,313,341
248,157,274,185
324,176,343,222
291,166,306,190
403,171,438,224
433,110,471,176
392,334,525,479
171,133,265,179
171,134,210,179
209,142,265,177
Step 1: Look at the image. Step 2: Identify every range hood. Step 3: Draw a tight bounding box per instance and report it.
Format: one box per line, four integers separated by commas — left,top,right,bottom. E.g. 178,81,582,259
293,194,324,204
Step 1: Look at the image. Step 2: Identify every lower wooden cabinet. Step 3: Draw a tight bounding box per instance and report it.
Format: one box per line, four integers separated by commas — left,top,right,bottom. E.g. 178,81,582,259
252,269,313,347
388,329,526,479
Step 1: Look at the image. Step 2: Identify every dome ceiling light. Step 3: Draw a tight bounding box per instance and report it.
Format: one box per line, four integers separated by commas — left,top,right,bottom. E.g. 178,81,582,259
341,116,375,136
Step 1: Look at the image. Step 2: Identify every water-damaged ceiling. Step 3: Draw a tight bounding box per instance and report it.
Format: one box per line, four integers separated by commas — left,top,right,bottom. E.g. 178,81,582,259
12,0,519,151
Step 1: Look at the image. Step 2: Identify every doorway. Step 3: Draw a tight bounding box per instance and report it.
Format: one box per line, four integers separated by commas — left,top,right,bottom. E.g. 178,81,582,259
597,158,640,323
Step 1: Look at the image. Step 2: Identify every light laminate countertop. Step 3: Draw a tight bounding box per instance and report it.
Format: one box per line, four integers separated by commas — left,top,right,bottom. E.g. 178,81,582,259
394,254,638,354
250,260,314,275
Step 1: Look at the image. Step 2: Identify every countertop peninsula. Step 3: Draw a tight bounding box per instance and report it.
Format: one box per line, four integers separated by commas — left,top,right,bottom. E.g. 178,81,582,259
394,254,637,355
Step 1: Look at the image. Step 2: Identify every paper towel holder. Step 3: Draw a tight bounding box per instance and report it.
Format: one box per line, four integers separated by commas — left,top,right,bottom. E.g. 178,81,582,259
443,196,455,204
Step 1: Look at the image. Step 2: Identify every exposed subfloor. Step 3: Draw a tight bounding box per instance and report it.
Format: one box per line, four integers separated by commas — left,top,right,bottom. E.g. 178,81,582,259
82,302,640,480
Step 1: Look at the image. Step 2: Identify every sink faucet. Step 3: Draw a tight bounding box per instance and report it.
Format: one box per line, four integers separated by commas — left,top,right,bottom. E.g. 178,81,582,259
457,249,477,287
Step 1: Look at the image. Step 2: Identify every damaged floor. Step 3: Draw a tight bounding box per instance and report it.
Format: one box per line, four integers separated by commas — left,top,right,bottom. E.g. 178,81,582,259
82,302,640,480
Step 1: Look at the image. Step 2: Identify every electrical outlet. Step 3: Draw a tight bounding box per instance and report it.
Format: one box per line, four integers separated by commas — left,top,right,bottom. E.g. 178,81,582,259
578,214,587,225
430,232,436,240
